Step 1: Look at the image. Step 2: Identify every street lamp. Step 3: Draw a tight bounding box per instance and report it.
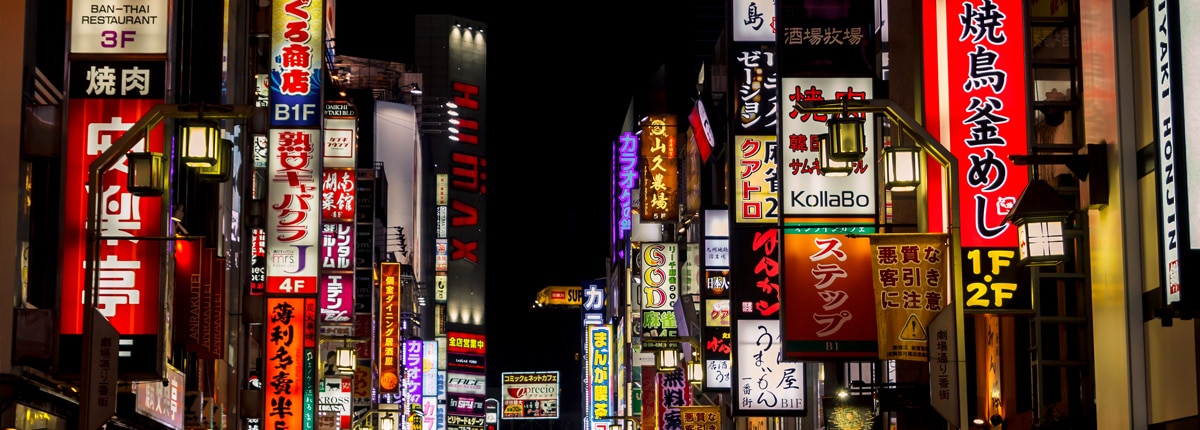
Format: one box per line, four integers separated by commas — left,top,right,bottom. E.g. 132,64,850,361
180,119,222,167
1005,178,1073,266
826,98,867,162
380,413,396,430
818,133,854,177
655,349,678,371
335,346,356,375
81,103,253,430
127,151,167,196
883,127,922,191
686,359,704,385
196,138,234,182
794,98,964,428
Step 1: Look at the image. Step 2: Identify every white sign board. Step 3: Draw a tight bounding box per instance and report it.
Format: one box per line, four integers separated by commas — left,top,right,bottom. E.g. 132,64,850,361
71,0,169,54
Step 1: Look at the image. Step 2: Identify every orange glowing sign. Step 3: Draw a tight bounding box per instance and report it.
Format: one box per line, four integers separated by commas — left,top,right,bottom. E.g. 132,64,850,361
379,262,401,395
265,297,304,430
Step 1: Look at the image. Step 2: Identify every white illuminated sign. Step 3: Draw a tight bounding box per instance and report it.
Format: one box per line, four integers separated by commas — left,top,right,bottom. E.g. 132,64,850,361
71,0,168,54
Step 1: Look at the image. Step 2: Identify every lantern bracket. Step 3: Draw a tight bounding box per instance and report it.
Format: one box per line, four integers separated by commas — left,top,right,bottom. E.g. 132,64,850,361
1009,142,1108,208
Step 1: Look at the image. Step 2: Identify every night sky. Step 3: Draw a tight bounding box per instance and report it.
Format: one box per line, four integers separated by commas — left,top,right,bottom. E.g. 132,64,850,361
335,1,692,422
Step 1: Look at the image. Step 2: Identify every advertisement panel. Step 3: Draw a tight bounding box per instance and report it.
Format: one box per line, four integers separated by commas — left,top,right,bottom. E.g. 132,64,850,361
535,286,583,307
731,0,775,42
613,131,638,262
250,228,266,295
639,115,679,222
776,0,875,76
323,102,357,169
586,326,611,423
654,368,692,430
61,62,167,379
678,405,721,430
318,377,351,422
781,232,878,359
448,372,487,396
266,128,322,295
322,170,357,222
734,320,805,414
778,77,875,216
501,372,559,420
133,365,185,429
70,0,169,54
265,298,305,430
448,394,486,416
733,135,779,223
923,0,1029,249
581,280,605,325
319,273,353,326
640,243,679,312
269,0,323,128
379,263,401,395
730,44,778,136
405,339,424,405
320,221,354,270
730,226,806,416
424,341,440,397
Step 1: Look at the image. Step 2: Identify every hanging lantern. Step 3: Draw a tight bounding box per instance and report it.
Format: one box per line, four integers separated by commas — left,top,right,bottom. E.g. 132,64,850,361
126,152,166,196
335,347,356,375
819,133,853,177
826,114,867,162
1006,179,1073,266
197,139,233,182
884,144,922,191
655,349,679,371
687,360,704,384
180,120,221,167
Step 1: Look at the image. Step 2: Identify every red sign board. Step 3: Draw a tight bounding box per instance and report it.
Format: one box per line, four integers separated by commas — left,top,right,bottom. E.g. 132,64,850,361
447,331,487,355
265,297,305,430
61,97,164,335
923,0,1029,248
322,169,356,221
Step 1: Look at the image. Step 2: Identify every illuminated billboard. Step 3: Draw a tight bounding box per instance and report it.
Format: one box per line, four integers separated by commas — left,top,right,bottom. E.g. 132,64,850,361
501,372,559,420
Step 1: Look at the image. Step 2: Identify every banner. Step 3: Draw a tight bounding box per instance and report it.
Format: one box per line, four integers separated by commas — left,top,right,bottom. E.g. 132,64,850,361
678,405,721,430
869,233,949,361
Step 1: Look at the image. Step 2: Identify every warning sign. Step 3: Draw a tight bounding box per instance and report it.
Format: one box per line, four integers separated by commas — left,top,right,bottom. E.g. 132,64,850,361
899,314,928,341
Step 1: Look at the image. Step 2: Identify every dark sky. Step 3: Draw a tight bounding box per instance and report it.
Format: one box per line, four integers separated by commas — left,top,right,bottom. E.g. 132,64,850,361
335,1,699,421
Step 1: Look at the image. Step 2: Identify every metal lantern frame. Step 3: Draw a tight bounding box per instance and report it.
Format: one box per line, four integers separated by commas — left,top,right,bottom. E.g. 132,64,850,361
1005,178,1074,266
825,98,868,162
335,347,356,375
655,348,679,371
126,151,167,196
819,133,854,176
196,138,234,182
180,119,222,167
883,138,922,191
687,359,704,384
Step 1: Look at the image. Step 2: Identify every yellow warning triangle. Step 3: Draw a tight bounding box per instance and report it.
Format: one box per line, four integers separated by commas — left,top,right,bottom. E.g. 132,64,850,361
899,313,928,341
